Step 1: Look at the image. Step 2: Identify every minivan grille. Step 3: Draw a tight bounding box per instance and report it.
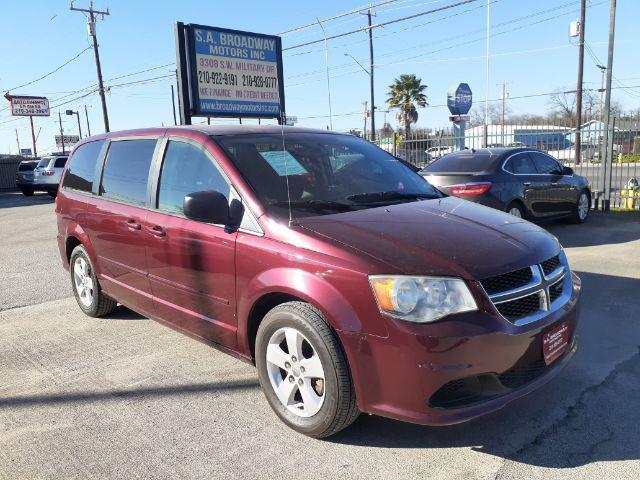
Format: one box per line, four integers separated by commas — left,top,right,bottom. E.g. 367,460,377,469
482,254,568,323
495,293,541,321
541,255,561,277
480,267,533,295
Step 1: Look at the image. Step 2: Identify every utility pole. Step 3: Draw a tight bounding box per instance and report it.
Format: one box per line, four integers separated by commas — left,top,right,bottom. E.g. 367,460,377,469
363,101,368,138
497,81,510,146
58,112,66,155
15,129,20,155
70,1,110,132
597,64,606,121
171,85,178,125
574,0,587,165
29,116,37,158
367,9,376,141
599,0,617,211
84,105,92,136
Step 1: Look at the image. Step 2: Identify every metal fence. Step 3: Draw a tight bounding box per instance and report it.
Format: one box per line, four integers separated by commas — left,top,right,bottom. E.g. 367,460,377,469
372,117,640,210
0,157,22,191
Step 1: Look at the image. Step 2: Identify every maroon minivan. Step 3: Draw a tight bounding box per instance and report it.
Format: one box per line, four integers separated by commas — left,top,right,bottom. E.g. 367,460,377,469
56,126,580,438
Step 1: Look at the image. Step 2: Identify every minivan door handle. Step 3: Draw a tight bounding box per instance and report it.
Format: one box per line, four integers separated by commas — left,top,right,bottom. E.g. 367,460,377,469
146,225,166,237
125,220,141,231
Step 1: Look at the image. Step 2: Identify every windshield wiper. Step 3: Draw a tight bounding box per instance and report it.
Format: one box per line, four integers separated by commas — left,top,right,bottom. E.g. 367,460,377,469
269,199,356,212
347,191,438,203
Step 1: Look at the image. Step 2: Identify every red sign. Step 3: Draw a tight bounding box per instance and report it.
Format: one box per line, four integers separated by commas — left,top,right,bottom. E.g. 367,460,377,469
542,322,570,365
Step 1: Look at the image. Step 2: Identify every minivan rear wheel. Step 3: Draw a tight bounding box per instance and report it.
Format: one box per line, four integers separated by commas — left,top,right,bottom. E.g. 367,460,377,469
255,301,359,438
70,245,117,317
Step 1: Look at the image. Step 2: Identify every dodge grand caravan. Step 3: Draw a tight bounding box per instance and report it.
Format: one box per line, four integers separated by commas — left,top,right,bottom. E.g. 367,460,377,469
56,126,580,438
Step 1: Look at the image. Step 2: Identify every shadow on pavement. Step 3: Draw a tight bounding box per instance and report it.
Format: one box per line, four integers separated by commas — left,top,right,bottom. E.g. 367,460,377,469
329,269,640,469
98,304,147,321
0,378,260,409
0,191,54,209
544,212,640,248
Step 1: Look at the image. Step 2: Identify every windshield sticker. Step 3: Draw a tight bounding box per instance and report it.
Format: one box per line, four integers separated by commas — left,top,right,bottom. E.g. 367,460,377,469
259,150,308,176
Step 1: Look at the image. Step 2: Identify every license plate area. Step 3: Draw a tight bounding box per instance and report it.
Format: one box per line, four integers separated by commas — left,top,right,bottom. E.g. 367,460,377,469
542,321,570,365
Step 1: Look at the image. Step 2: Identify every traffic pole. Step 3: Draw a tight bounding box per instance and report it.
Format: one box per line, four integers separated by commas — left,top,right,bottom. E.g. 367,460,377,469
58,112,66,155
84,105,92,137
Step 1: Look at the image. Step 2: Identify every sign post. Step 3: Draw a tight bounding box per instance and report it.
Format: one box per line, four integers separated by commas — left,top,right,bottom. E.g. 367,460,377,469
4,93,50,158
175,23,285,125
447,83,472,151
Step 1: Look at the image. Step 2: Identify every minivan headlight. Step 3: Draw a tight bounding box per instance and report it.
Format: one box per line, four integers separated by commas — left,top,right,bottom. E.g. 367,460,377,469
369,276,477,323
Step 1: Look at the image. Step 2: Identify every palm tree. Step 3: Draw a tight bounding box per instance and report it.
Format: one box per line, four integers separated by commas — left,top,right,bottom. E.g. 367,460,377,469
386,74,428,138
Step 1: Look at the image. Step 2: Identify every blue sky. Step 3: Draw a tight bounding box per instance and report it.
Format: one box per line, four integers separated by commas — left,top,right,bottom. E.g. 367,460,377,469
1,0,639,154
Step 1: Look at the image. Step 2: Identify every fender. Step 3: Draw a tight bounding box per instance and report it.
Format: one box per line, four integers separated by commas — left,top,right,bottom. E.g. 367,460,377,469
64,222,101,276
237,267,366,356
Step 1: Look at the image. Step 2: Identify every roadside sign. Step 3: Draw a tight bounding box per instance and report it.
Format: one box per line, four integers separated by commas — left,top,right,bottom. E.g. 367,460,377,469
20,148,33,156
175,23,285,123
447,83,472,116
55,135,80,147
285,115,297,126
6,95,50,117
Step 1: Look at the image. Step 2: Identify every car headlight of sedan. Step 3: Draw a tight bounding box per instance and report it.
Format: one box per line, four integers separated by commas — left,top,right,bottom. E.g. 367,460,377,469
369,275,477,323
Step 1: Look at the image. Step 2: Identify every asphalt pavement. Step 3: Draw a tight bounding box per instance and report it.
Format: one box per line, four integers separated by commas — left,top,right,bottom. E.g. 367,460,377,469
1,190,639,479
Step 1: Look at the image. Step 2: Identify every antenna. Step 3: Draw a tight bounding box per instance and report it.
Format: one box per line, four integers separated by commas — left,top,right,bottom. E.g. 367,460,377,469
279,121,293,226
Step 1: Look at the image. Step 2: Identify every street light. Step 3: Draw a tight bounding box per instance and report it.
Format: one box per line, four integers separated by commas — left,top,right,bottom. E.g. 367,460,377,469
343,53,369,75
344,53,375,138
65,110,83,139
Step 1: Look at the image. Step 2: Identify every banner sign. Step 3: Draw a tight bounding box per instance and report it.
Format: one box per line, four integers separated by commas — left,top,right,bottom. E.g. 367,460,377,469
55,135,80,147
20,148,33,156
7,95,50,117
176,23,285,122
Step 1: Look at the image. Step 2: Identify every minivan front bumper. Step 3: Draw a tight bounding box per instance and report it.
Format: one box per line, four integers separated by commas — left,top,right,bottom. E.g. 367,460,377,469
339,273,581,426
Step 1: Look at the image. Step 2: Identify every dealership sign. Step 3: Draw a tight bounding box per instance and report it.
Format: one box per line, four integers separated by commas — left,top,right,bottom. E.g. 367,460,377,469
6,95,50,117
55,135,80,147
447,83,472,116
175,23,285,122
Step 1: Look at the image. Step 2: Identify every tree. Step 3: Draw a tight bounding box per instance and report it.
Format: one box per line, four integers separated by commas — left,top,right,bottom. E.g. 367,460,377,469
386,74,428,137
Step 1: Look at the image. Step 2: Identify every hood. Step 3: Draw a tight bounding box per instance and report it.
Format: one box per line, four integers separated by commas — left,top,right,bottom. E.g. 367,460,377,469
294,197,560,280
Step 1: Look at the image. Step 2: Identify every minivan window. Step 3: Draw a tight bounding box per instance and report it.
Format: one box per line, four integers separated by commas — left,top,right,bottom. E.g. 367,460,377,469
158,140,230,215
505,153,536,174
62,141,105,192
215,133,440,219
54,157,68,168
530,152,562,174
100,139,157,206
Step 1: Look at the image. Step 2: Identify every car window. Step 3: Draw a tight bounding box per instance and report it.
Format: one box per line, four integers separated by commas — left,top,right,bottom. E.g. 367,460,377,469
18,163,35,172
37,158,51,169
530,152,562,174
505,153,536,174
101,139,157,206
62,141,105,192
424,151,494,173
157,140,230,215
54,157,68,168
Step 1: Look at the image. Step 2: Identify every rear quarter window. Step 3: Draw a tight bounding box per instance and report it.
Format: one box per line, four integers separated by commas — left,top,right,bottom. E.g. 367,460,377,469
54,157,68,168
62,141,105,193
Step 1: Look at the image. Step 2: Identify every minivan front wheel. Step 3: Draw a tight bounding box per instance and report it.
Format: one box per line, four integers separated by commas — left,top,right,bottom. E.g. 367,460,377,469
255,302,359,438
70,245,117,317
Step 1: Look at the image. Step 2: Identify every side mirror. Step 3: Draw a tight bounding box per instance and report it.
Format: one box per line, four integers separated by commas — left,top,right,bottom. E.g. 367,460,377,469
183,190,230,224
562,166,574,176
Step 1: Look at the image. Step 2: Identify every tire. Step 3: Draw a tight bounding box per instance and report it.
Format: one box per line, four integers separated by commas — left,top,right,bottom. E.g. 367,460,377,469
255,301,359,438
69,245,117,317
506,201,525,219
20,188,34,196
568,190,590,224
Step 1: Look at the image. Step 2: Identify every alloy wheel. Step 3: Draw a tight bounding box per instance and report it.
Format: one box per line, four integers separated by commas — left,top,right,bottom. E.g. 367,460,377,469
578,193,589,220
73,257,94,307
508,206,522,218
265,327,326,418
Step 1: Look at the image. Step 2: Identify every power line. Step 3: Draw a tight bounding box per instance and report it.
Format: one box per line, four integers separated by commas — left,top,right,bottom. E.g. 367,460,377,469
1,47,91,93
282,0,477,51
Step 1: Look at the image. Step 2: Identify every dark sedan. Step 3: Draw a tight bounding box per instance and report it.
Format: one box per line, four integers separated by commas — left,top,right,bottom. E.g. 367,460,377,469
420,147,591,223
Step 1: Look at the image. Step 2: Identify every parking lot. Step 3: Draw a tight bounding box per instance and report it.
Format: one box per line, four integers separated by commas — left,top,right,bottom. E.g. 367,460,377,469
1,190,639,479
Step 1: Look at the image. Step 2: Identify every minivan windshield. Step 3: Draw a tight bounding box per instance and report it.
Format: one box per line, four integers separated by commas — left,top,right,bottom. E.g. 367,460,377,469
215,132,440,219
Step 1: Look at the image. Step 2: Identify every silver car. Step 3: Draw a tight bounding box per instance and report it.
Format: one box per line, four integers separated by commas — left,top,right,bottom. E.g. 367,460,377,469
33,154,69,197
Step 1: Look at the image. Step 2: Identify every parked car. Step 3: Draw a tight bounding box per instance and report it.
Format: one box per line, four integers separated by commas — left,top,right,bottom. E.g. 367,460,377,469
421,147,591,223
15,160,38,196
56,127,580,438
33,154,69,197
425,146,453,161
